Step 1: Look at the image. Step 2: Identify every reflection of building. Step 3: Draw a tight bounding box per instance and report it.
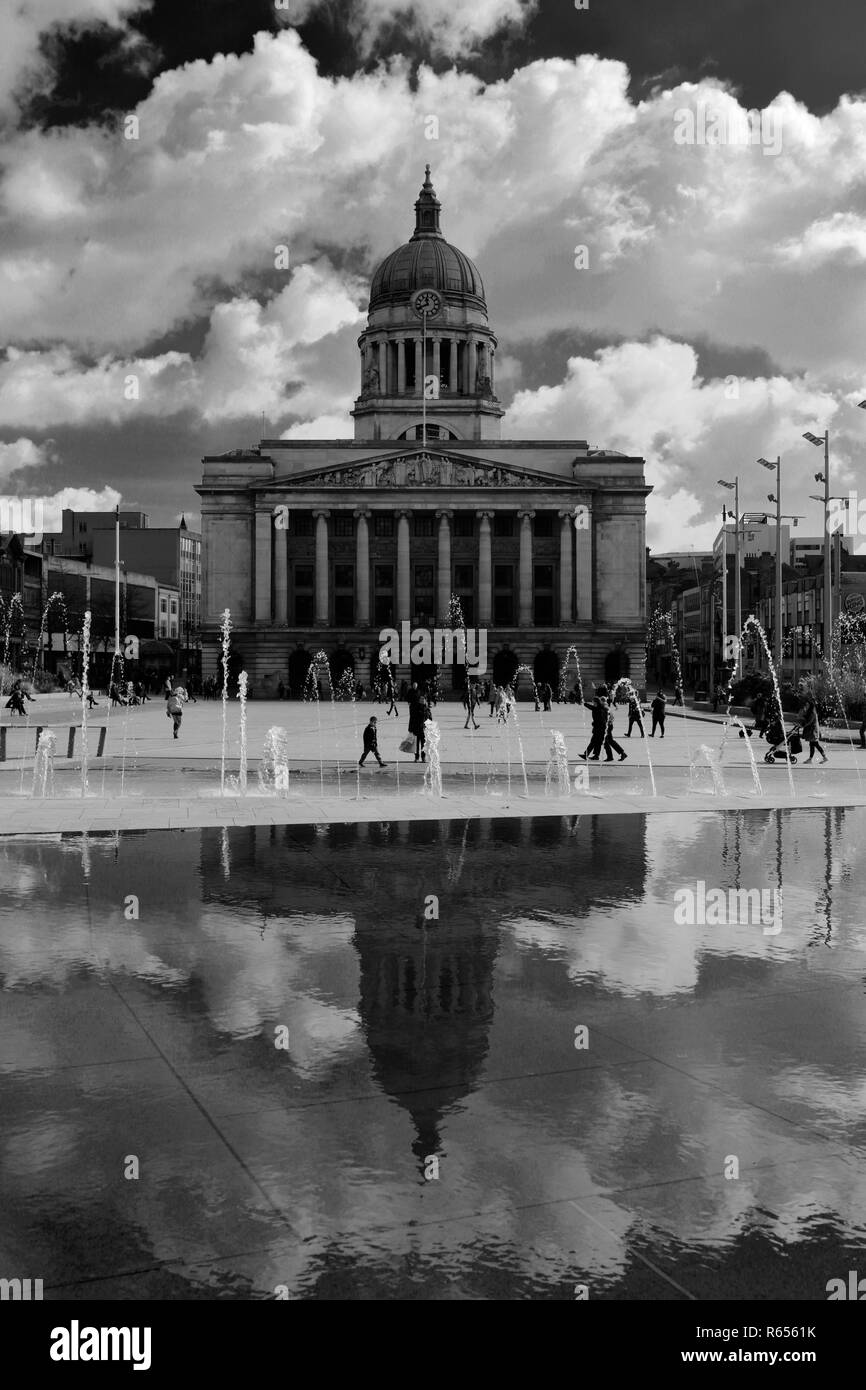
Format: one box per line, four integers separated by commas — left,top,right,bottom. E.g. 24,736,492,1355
198,815,650,1170
198,168,651,697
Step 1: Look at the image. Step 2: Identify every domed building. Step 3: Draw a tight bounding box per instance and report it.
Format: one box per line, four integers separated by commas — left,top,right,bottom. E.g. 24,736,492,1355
352,165,503,443
197,169,650,696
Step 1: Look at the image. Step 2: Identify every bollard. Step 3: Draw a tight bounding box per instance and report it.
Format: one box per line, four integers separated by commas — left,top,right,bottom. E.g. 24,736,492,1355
66,727,75,759
0,726,5,762
96,726,107,758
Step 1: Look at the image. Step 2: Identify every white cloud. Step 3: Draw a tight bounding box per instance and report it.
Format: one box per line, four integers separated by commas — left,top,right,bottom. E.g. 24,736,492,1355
0,0,150,116
506,337,851,552
0,437,56,479
285,0,536,57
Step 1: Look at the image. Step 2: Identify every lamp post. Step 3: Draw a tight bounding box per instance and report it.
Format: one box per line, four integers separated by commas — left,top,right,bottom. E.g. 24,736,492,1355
803,429,831,658
718,477,741,677
757,456,782,667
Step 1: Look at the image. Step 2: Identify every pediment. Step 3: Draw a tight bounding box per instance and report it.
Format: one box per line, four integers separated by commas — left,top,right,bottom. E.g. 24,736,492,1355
282,449,572,490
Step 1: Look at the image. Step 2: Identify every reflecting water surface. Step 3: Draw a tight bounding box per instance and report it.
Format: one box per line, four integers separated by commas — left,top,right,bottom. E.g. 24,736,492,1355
1,807,864,1300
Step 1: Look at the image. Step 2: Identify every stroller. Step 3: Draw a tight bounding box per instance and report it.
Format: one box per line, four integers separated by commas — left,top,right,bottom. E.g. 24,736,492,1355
763,716,802,764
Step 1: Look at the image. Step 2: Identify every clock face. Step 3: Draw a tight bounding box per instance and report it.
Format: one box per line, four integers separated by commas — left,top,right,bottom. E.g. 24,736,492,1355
412,288,442,318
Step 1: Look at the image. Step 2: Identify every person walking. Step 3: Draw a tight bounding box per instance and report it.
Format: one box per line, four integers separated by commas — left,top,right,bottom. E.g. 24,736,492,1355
626,692,644,737
603,698,628,762
800,694,828,764
673,681,684,706
463,681,480,730
489,682,498,718
409,692,429,761
580,687,610,760
359,715,387,768
751,691,768,736
385,676,399,717
166,686,184,739
650,690,667,738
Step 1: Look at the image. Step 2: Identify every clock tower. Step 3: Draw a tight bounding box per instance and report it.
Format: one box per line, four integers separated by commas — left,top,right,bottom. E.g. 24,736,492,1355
351,167,504,442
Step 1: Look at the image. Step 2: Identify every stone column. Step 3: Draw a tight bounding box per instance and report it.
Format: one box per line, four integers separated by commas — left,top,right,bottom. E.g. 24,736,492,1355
397,510,411,623
436,510,452,621
378,340,387,396
255,510,271,622
466,337,475,393
414,338,423,396
314,509,330,626
574,499,593,620
397,337,406,394
449,338,458,394
559,510,573,625
274,508,288,624
354,509,370,626
477,511,492,625
432,338,441,395
518,509,535,627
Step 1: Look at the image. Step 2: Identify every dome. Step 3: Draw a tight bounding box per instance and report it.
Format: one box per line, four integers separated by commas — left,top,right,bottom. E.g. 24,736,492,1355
368,167,486,312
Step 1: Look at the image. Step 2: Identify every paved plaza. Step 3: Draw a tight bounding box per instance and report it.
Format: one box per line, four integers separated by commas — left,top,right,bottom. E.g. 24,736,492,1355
1,693,866,832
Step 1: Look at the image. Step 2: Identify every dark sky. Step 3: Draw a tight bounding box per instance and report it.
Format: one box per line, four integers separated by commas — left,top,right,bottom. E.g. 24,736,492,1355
24,0,866,131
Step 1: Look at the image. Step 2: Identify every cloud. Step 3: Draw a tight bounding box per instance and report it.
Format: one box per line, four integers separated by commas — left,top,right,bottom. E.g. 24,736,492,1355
0,0,151,117
506,337,851,551
286,0,537,57
0,437,57,480
3,33,866,534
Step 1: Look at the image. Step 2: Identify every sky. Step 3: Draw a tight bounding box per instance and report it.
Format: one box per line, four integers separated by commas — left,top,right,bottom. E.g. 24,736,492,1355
1,0,866,551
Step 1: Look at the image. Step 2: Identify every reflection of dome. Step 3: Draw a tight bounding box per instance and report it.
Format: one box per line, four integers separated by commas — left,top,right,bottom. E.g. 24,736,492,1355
354,866,498,1173
369,166,486,312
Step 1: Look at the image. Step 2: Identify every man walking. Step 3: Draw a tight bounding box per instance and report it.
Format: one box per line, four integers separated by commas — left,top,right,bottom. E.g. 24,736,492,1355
580,686,610,760
463,681,480,730
650,690,667,738
359,715,387,767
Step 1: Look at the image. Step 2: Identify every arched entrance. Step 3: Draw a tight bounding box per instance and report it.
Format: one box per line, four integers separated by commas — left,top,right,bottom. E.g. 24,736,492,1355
331,647,355,695
533,647,559,693
288,646,312,698
604,647,631,688
492,647,519,689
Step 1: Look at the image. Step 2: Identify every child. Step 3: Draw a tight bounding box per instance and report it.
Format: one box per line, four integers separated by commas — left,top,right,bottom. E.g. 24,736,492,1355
359,715,387,767
166,687,184,739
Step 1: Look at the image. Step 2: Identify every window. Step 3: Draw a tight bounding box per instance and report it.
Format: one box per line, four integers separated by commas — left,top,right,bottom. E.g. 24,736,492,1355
294,565,314,588
534,559,555,625
293,513,314,537
295,595,314,625
374,565,394,589
374,515,394,539
160,598,167,613
414,515,434,538
453,513,474,538
414,565,434,588
334,596,354,625
454,564,474,588
494,564,514,626
334,564,354,589
533,513,555,539
493,514,514,538
334,515,354,538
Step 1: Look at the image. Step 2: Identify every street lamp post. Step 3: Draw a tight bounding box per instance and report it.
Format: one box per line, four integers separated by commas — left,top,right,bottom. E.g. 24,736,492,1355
803,429,831,658
757,456,782,667
718,477,741,677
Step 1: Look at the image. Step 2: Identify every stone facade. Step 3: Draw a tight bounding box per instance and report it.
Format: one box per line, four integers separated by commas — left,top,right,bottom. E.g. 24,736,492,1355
196,169,651,696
